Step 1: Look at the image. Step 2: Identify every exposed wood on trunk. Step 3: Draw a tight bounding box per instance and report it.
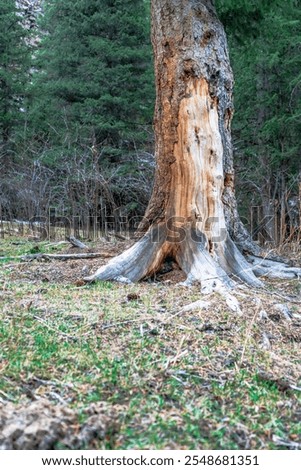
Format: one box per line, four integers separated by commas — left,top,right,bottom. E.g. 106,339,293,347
85,0,300,289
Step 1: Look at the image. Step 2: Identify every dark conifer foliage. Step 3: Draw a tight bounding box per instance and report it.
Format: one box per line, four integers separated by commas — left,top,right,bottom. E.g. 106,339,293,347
0,0,30,148
29,0,154,159
216,0,301,243
0,0,300,244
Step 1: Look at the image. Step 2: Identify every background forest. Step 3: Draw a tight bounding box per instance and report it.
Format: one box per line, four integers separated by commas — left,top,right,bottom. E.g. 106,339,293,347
1,1,301,452
0,0,300,244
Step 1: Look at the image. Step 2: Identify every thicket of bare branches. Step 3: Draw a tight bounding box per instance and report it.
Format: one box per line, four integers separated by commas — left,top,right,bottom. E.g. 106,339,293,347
0,146,154,239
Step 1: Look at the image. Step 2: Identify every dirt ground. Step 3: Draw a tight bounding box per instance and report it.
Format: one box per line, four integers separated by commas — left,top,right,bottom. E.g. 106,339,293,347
0,399,120,450
1,237,300,450
4,239,188,285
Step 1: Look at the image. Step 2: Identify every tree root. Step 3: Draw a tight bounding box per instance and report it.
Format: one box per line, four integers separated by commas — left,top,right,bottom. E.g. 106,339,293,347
247,255,301,280
83,225,300,322
84,226,168,283
83,220,300,295
84,224,267,292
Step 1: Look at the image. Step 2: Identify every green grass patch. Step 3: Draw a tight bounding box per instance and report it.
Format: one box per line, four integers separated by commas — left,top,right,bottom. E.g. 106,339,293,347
0,237,300,449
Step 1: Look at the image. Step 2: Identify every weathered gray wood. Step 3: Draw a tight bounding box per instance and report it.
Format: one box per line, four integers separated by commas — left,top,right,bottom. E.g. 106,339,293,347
66,236,88,249
247,255,301,279
84,1,291,291
84,225,168,282
19,253,111,261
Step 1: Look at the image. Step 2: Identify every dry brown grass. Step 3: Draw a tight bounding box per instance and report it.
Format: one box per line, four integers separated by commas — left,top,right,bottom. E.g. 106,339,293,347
0,237,300,449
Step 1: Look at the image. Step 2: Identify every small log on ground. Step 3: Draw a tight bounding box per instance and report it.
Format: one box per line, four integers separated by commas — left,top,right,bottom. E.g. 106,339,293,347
66,236,88,249
20,253,112,261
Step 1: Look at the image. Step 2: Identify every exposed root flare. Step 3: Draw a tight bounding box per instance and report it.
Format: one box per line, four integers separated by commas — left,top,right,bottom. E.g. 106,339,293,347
84,226,168,283
84,224,264,294
247,255,301,280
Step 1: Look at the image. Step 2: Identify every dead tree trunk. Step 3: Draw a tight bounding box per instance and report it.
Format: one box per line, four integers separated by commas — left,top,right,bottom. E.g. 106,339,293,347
85,0,299,289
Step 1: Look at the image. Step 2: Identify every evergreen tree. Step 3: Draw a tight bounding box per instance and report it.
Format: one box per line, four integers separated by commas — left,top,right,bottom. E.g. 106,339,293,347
30,0,154,159
216,0,271,38
0,0,30,146
216,0,301,241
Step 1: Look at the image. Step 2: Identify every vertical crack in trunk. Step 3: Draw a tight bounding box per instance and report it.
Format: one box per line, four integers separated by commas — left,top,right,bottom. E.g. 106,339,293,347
85,0,270,288
86,74,262,288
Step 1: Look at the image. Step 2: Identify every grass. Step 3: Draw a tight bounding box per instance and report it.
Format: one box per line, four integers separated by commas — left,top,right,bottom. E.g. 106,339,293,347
0,236,68,261
0,237,300,449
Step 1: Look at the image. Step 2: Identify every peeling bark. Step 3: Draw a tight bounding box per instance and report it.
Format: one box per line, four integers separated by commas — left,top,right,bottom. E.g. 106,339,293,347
86,0,299,289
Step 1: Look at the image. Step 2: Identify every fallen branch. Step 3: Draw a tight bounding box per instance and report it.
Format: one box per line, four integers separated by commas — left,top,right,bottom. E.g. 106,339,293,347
66,236,88,249
107,231,127,241
20,252,113,261
1,252,115,263
171,299,211,319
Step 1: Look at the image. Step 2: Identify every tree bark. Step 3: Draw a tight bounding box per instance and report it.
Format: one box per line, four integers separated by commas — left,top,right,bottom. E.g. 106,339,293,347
85,0,298,289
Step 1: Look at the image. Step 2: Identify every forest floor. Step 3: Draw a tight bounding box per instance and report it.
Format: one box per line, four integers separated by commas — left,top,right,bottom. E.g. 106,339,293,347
0,236,300,450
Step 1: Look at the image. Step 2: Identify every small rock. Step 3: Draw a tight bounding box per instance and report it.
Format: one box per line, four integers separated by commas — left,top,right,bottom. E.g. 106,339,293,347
261,332,271,350
274,304,293,321
258,310,268,321
81,265,89,276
